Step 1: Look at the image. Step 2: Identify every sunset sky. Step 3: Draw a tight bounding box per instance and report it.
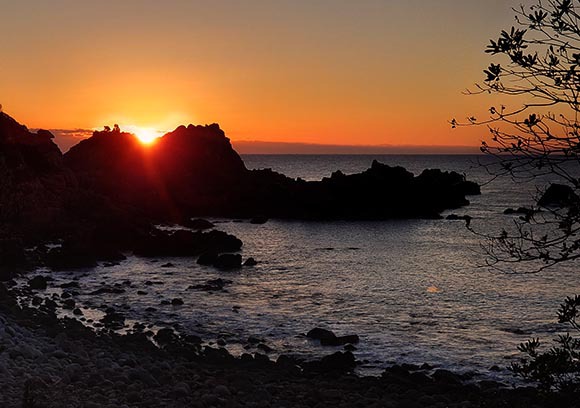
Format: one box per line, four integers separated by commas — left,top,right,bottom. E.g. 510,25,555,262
1,0,516,150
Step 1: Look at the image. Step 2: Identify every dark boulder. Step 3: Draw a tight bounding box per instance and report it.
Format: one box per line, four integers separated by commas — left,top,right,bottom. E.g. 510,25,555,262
100,309,126,330
62,299,76,310
538,183,579,207
213,254,242,270
28,275,48,290
320,351,356,372
154,328,177,345
243,257,258,266
307,327,360,346
307,328,337,343
197,252,218,266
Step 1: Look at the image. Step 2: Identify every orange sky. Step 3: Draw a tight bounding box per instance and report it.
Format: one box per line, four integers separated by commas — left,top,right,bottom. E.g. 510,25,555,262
0,1,516,148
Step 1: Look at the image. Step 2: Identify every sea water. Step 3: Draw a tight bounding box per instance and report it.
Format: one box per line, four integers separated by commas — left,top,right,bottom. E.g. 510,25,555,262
33,155,580,381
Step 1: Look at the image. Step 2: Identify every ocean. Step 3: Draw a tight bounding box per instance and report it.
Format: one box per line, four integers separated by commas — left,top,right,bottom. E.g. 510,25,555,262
28,155,580,382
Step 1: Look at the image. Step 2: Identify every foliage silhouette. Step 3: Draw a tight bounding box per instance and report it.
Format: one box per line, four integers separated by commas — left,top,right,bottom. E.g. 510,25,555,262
455,0,580,392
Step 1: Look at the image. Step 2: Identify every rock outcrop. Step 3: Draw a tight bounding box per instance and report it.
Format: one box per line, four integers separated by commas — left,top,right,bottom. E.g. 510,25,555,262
0,113,76,238
64,124,247,220
0,112,480,263
62,121,479,221
538,183,579,208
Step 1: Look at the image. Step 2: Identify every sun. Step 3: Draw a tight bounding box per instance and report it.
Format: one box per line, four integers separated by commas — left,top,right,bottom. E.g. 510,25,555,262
124,125,163,145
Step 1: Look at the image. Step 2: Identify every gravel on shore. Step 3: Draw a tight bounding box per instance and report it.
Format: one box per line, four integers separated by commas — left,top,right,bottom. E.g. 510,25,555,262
0,284,576,408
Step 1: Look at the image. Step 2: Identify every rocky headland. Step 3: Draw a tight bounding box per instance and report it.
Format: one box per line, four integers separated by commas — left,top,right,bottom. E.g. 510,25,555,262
0,112,479,274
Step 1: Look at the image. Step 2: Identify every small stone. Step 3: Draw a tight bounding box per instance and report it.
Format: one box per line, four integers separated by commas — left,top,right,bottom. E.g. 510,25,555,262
28,276,48,290
63,299,76,310
243,257,258,266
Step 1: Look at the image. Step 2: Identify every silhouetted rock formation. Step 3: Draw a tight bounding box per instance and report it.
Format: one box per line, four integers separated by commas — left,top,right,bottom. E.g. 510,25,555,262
64,124,246,220
538,183,579,207
235,161,479,219
63,121,479,221
0,113,75,238
0,112,480,267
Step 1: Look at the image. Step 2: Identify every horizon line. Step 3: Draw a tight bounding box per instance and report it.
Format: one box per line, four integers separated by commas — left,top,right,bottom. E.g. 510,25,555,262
40,128,482,155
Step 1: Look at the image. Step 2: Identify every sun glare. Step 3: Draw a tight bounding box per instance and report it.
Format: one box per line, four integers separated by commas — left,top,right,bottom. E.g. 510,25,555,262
123,125,163,145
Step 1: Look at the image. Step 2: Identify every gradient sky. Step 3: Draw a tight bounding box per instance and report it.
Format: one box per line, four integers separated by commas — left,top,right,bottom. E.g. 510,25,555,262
0,0,516,148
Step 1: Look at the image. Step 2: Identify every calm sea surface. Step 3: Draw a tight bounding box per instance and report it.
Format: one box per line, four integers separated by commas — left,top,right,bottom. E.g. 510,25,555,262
32,155,580,381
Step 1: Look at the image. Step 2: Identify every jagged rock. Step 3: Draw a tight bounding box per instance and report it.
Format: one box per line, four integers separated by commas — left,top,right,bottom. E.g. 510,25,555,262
213,254,242,270
538,183,579,207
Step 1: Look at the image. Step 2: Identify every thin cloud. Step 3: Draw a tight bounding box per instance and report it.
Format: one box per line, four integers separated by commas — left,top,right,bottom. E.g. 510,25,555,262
31,128,94,152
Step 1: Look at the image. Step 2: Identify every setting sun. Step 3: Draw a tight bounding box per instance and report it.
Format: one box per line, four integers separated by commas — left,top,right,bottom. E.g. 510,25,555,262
124,125,163,145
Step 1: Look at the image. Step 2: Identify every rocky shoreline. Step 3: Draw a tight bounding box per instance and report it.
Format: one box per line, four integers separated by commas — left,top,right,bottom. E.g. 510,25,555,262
0,283,575,407
0,112,574,406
